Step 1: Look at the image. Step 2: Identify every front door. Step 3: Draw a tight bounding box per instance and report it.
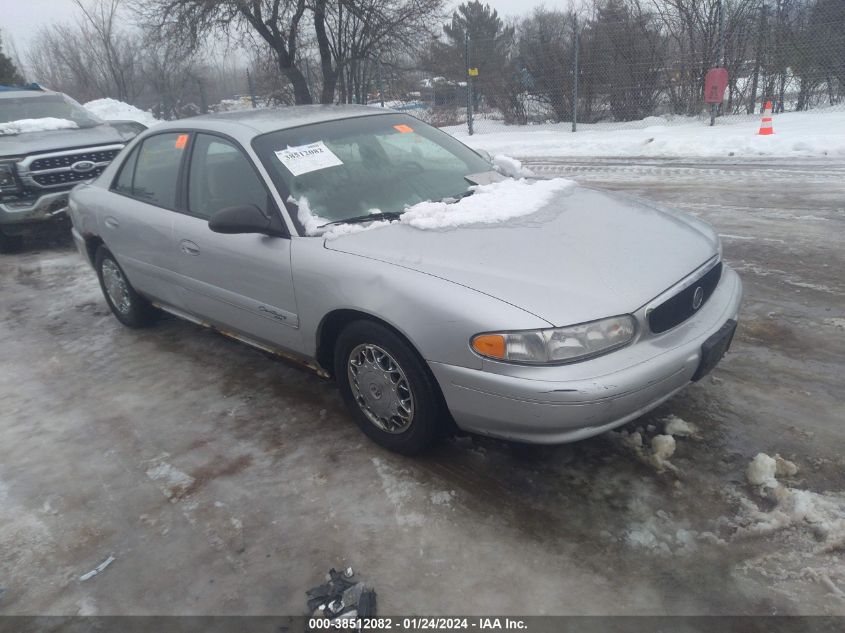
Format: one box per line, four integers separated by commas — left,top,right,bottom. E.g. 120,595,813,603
172,133,301,353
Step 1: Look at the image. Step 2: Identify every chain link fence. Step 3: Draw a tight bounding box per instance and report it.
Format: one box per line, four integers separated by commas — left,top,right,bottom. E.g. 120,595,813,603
366,4,845,137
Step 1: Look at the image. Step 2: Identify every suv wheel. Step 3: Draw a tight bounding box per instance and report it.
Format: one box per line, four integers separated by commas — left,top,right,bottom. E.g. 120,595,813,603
0,229,24,254
334,320,441,455
95,246,158,327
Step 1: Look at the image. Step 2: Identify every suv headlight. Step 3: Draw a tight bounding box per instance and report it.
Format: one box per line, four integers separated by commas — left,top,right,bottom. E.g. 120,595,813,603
0,161,21,194
471,315,637,364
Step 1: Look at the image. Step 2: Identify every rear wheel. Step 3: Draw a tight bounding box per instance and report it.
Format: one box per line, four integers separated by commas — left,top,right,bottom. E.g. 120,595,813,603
95,246,158,328
334,320,441,454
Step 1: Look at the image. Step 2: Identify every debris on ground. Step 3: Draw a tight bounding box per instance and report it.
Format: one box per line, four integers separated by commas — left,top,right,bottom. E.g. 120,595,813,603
79,554,115,582
307,567,376,620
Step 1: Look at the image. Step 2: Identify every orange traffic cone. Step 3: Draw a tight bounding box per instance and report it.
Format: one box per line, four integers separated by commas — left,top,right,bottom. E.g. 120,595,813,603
758,101,774,135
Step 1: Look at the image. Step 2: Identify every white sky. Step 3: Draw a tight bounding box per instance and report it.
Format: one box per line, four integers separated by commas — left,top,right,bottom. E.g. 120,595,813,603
2,0,576,58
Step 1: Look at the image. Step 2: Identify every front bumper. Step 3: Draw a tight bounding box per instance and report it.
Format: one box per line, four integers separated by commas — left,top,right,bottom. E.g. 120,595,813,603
429,265,743,444
0,191,70,232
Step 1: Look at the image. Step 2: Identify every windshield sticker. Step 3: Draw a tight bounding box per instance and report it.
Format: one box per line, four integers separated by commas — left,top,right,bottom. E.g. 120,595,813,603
175,134,189,149
393,124,414,133
274,141,343,176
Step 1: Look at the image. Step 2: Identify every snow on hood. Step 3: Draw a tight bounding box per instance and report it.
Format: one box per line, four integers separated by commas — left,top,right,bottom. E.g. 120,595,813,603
324,185,719,326
83,98,160,127
0,118,78,136
491,154,533,178
296,177,575,239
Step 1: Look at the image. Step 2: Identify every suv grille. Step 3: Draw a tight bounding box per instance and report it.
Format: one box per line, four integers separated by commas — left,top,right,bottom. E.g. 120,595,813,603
648,262,723,334
31,167,108,186
29,149,121,171
18,144,124,190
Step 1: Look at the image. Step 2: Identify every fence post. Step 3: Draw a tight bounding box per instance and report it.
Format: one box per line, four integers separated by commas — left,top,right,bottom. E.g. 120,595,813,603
377,62,384,107
572,14,579,133
710,0,725,126
247,69,257,109
465,32,474,136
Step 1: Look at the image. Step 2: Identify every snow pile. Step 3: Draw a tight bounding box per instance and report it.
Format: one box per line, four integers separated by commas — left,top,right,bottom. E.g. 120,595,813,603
83,98,160,127
624,509,726,556
449,108,845,159
0,118,78,135
492,154,533,178
611,428,679,474
733,453,845,548
296,177,575,238
746,452,799,488
399,177,574,230
663,415,699,438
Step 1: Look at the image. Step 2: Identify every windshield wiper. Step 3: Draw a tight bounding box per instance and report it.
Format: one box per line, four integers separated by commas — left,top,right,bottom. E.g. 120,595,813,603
319,211,403,228
439,189,475,203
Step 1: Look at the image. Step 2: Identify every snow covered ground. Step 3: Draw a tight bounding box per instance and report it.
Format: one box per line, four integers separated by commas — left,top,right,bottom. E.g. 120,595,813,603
447,108,845,159
83,98,160,128
1,157,843,615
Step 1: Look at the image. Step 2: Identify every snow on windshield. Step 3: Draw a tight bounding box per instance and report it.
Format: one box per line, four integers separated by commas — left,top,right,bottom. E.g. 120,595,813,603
296,176,576,239
0,118,78,136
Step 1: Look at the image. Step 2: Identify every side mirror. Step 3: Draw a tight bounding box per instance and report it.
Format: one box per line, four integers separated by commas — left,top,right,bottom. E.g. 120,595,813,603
108,120,147,140
209,204,271,235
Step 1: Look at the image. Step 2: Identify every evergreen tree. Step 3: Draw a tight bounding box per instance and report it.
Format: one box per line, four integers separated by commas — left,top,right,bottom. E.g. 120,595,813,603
0,34,24,86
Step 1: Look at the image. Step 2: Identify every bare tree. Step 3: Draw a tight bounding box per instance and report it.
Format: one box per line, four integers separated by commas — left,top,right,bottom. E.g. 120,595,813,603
28,0,144,102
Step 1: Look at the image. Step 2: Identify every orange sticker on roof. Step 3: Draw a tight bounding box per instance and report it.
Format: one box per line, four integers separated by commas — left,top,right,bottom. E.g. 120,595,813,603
175,134,189,149
393,124,414,133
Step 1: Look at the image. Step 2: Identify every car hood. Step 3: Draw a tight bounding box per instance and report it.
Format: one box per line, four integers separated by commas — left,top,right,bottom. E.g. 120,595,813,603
0,124,125,157
324,186,719,326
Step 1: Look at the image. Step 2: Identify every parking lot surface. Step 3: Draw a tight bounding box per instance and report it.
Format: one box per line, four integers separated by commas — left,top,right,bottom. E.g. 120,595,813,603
1,158,843,615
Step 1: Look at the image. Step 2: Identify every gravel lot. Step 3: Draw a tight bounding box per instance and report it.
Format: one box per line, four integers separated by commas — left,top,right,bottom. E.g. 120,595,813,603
1,158,843,615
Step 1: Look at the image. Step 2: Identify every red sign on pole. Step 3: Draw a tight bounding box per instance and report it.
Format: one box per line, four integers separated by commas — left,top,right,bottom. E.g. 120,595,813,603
704,68,729,104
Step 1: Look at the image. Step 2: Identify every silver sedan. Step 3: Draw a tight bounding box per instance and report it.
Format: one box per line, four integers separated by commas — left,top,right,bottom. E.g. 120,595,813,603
68,106,742,454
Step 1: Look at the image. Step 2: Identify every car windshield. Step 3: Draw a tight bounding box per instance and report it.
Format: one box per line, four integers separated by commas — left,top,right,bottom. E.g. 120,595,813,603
252,113,493,229
0,94,104,130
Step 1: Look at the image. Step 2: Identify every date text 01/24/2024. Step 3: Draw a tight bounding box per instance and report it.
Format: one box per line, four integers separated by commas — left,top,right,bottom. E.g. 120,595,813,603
308,617,528,630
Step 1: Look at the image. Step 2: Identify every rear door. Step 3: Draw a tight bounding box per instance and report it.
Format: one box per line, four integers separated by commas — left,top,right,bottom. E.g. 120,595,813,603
103,132,189,308
171,132,301,353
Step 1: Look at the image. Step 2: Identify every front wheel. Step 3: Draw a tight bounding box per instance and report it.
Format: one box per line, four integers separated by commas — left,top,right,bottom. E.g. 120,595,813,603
95,246,158,328
334,320,442,455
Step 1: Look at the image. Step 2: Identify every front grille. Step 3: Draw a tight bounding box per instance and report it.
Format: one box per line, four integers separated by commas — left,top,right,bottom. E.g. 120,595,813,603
32,166,107,186
648,262,723,333
30,149,121,171
17,144,124,191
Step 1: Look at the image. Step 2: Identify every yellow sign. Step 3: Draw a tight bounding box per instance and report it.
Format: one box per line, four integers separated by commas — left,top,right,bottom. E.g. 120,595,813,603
468,68,479,77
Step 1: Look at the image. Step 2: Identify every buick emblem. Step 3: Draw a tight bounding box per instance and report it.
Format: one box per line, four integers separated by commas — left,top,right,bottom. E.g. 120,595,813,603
692,286,704,310
70,160,96,173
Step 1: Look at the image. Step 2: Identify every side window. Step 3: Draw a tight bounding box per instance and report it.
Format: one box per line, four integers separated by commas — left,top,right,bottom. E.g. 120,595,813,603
112,145,139,195
188,134,270,220
130,133,188,208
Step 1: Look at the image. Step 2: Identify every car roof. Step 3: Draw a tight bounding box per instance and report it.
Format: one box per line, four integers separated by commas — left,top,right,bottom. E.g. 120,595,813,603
154,105,397,138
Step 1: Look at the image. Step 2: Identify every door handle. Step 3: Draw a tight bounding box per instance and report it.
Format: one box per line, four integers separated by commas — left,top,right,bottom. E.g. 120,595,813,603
104,216,120,229
179,239,200,256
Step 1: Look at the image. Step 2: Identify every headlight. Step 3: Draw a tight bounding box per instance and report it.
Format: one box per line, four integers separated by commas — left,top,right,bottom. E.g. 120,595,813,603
0,161,21,194
471,315,637,364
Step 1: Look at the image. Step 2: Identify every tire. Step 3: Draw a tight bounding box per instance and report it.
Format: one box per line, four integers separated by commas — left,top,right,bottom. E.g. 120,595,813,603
0,228,24,254
334,320,442,455
95,246,158,328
